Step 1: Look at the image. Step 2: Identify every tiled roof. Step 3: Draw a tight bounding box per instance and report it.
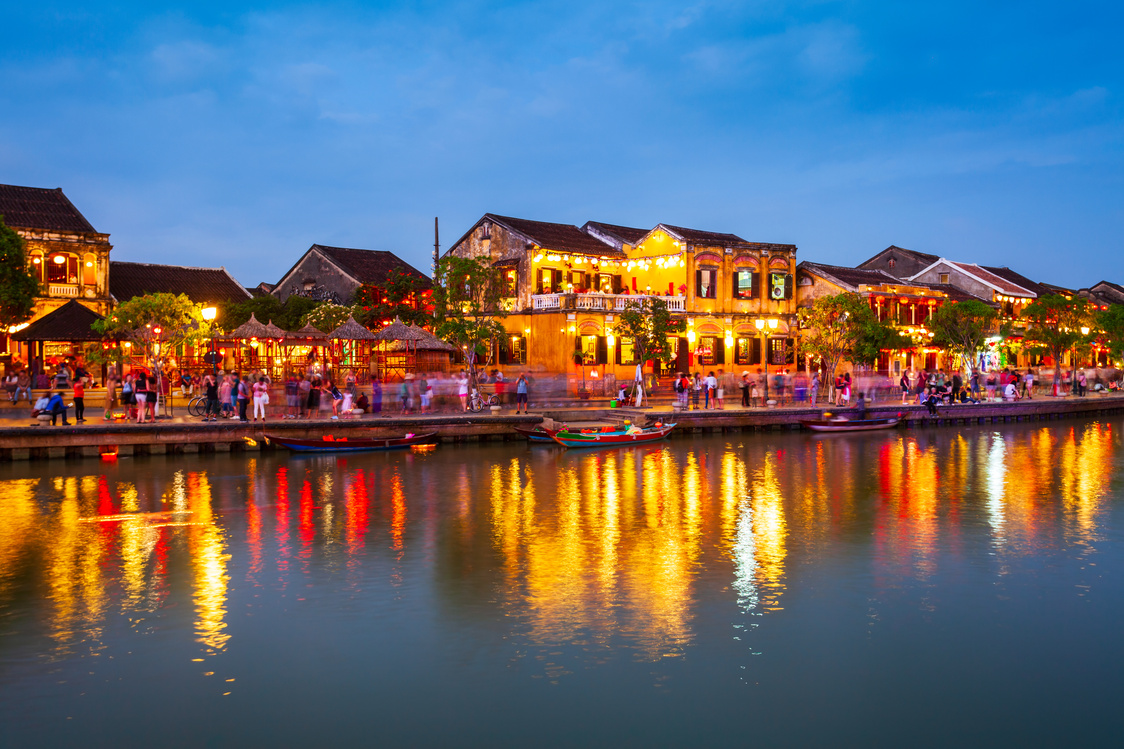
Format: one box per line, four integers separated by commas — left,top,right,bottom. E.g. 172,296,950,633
857,245,940,269
312,245,431,286
918,283,996,305
10,300,104,342
1092,280,1124,295
1039,282,1075,295
110,262,252,304
582,221,649,245
950,262,1035,296
981,266,1049,297
659,223,748,246
0,184,97,233
799,262,901,290
487,214,621,256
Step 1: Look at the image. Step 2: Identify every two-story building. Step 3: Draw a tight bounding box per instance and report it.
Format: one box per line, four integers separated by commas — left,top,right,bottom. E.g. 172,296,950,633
0,184,114,367
444,213,799,386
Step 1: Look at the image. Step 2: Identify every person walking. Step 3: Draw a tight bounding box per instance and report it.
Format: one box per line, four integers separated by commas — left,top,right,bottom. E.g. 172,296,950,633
456,370,469,411
418,374,430,414
285,374,299,418
371,378,382,414
104,371,117,420
326,379,344,418
1023,369,1035,399
704,371,717,409
715,369,726,409
691,372,702,410
809,371,819,406
72,379,85,423
740,372,750,407
307,375,322,418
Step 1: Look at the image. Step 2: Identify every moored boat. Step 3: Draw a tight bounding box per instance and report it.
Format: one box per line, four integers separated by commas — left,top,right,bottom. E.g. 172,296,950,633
513,425,561,443
266,432,438,453
800,417,901,433
551,423,676,448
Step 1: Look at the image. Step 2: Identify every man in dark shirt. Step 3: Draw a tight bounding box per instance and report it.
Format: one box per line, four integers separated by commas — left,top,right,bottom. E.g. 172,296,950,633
47,391,70,425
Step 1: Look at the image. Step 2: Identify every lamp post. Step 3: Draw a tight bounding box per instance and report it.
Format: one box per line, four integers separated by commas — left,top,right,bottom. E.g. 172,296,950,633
755,318,779,403
201,306,218,376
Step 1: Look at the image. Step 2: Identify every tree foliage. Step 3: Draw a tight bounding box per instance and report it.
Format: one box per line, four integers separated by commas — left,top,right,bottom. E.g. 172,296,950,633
0,217,40,330
1096,304,1124,361
218,294,318,332
300,303,355,333
92,294,212,384
929,299,999,374
353,270,433,329
798,293,882,393
614,297,687,373
432,256,508,385
1021,294,1092,390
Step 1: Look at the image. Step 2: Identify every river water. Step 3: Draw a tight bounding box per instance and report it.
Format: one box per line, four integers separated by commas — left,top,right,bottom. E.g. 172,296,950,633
2,421,1123,747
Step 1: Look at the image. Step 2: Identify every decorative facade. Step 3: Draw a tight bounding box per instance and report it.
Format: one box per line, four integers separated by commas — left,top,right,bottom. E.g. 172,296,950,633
445,213,799,386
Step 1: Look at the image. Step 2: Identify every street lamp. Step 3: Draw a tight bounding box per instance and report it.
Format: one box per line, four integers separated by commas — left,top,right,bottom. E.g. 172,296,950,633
201,306,218,376
755,318,779,403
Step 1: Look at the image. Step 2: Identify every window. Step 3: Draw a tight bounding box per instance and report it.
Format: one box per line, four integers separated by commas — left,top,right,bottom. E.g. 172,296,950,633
939,273,950,284
82,254,97,287
46,254,78,284
29,251,44,283
735,337,761,365
569,270,586,290
540,268,558,293
769,272,793,300
769,337,790,365
888,258,896,270
734,270,757,299
504,336,527,365
504,269,517,297
581,335,598,365
619,337,637,365
597,274,616,293
698,336,724,365
696,268,718,298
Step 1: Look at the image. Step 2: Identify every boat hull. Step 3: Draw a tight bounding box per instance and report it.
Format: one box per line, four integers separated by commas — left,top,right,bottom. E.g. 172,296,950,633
513,426,560,443
551,424,676,448
266,432,438,452
801,418,900,433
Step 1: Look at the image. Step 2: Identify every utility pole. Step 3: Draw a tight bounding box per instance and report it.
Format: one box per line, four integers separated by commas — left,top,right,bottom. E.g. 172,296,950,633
433,217,440,281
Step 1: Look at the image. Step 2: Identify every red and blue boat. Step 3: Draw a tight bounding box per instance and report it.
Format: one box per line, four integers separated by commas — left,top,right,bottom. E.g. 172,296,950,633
550,423,676,448
265,432,438,453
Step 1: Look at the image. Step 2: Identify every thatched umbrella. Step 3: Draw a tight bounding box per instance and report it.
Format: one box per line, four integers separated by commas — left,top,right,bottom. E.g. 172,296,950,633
292,323,329,342
263,320,290,340
328,316,378,341
225,312,269,340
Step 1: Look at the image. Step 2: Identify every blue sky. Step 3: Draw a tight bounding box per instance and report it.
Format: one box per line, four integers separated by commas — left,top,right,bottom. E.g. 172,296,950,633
2,1,1122,289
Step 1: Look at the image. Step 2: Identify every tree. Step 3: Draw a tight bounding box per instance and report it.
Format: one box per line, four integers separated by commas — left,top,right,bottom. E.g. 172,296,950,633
433,256,508,387
614,296,686,392
0,217,40,331
300,303,356,333
1096,304,1124,362
92,293,213,403
929,300,999,375
797,293,880,399
218,294,318,332
1021,294,1092,394
353,270,433,329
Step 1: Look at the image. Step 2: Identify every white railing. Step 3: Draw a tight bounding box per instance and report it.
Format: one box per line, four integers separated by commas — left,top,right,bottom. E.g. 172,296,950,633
49,284,79,297
530,293,686,312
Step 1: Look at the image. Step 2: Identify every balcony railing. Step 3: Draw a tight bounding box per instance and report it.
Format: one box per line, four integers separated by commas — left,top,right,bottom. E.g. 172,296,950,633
532,293,686,312
48,284,79,297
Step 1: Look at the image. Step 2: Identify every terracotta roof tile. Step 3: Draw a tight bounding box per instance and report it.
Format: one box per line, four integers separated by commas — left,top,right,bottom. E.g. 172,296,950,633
0,184,97,233
110,262,252,304
583,221,649,245
799,262,900,290
950,262,1035,296
980,266,1048,297
487,214,621,256
659,223,748,246
311,245,431,286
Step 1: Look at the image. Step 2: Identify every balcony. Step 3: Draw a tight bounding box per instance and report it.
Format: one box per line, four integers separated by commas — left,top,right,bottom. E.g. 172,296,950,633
48,284,79,298
532,293,685,313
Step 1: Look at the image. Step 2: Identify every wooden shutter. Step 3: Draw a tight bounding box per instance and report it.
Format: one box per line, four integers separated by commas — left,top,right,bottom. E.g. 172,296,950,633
615,339,622,365
613,275,622,294
716,341,726,365
784,273,794,299
695,269,703,297
596,336,607,365
752,271,761,298
499,338,510,364
677,336,689,373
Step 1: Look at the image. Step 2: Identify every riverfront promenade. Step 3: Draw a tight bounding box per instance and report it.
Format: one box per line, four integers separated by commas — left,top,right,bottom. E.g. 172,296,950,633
1,391,1121,461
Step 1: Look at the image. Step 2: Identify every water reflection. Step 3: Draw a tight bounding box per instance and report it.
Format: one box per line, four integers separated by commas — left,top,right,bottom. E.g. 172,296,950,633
0,421,1119,676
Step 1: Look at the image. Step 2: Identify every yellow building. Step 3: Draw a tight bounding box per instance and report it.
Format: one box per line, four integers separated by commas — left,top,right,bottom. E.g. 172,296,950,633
0,184,113,365
445,214,799,389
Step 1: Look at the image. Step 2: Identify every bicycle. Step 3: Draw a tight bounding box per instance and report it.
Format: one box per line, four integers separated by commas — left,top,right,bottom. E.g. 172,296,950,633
467,389,499,412
187,395,207,417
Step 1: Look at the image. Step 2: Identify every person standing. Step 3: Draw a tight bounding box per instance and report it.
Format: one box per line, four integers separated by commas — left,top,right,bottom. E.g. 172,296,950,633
515,373,529,413
307,375,321,418
297,375,311,418
809,370,820,406
1023,369,1035,399
252,376,269,421
203,373,220,421
72,379,85,423
285,374,299,418
134,369,149,424
704,371,717,409
418,374,430,414
371,378,382,414
236,374,250,422
740,372,750,407
104,371,117,420
456,370,469,411
691,372,702,410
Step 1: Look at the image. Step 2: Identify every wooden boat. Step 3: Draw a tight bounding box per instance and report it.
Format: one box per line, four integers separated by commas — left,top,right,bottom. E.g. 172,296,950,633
800,417,901,433
265,432,438,453
513,425,561,443
551,423,676,448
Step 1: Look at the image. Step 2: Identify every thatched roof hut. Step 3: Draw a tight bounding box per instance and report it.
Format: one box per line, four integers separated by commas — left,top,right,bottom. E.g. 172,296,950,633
291,323,328,341
262,320,290,339
372,317,429,342
225,312,269,340
328,316,378,341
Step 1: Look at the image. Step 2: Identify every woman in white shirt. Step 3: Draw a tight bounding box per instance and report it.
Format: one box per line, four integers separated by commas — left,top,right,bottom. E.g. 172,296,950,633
456,371,469,411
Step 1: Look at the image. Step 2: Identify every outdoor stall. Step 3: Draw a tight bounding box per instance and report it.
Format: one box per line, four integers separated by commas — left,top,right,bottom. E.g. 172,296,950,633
372,317,429,381
327,316,377,384
281,323,330,381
